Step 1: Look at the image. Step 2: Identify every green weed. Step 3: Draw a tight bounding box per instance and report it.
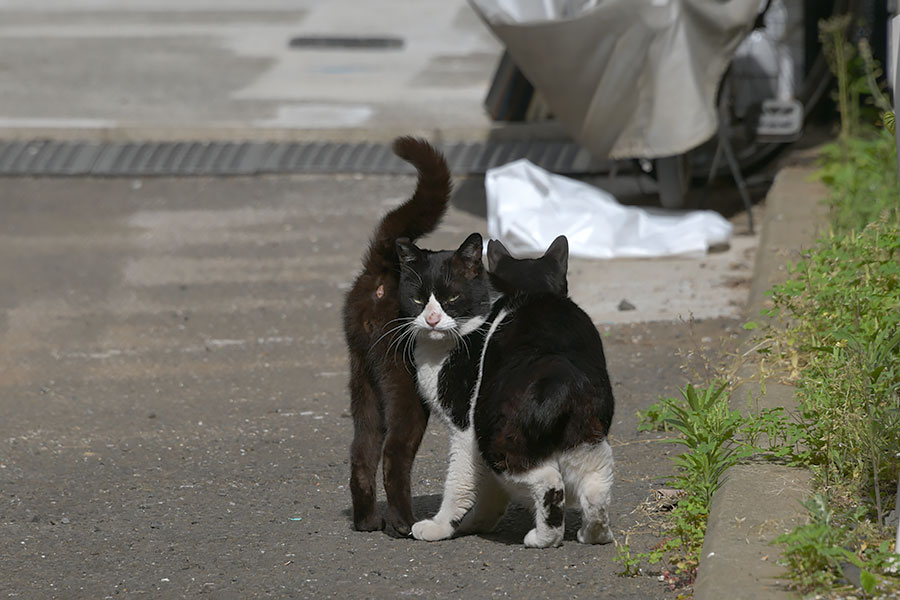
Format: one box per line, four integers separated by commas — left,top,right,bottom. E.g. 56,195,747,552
758,19,900,592
816,132,899,232
767,218,900,508
618,384,744,586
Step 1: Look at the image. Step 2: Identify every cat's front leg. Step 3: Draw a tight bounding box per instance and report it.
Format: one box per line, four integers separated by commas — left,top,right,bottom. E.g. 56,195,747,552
455,469,509,535
505,463,565,548
412,429,479,541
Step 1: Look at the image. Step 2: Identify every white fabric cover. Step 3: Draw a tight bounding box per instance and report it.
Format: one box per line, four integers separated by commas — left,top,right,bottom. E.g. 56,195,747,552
485,159,733,258
470,0,759,159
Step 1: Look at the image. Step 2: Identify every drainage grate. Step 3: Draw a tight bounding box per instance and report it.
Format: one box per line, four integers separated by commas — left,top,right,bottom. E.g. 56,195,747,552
288,36,405,50
0,139,607,177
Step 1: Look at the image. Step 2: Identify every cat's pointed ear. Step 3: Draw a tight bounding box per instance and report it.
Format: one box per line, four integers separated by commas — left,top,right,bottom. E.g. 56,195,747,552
453,232,483,279
396,238,420,264
545,235,569,273
486,239,511,272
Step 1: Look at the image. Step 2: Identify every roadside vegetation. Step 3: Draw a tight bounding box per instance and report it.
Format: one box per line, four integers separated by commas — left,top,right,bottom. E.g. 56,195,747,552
616,15,900,598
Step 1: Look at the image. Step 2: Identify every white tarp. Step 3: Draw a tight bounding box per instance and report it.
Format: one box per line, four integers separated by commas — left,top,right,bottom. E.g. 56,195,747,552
485,159,733,259
469,0,759,159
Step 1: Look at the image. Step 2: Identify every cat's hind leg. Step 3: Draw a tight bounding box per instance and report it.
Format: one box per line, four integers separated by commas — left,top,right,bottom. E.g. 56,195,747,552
348,354,385,532
455,468,509,535
381,364,429,537
412,429,480,541
505,463,565,548
568,440,615,545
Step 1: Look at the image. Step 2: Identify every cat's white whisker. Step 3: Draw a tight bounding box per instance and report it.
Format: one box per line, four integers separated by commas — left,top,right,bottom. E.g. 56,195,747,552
370,318,416,351
454,328,472,359
401,329,420,373
382,316,416,328
387,324,415,363
404,337,416,370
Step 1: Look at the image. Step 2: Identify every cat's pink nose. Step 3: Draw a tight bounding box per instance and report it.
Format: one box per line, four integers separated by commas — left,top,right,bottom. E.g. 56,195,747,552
426,312,441,327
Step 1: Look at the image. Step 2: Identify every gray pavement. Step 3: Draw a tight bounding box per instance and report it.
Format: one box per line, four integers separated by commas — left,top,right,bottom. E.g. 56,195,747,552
0,0,501,141
0,174,754,598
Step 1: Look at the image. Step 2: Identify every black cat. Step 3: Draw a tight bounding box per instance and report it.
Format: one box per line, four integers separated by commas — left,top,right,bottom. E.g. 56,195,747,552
395,234,615,547
342,137,451,535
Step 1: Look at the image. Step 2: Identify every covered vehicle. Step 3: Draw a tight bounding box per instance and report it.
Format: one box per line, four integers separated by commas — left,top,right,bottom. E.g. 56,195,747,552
469,0,759,160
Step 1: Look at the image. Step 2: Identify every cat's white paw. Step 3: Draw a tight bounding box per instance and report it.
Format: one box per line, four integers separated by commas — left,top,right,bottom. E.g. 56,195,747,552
524,528,563,548
411,519,453,541
577,523,614,545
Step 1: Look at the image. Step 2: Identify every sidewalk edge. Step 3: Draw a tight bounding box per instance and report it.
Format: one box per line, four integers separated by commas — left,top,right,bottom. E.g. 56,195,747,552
693,163,829,600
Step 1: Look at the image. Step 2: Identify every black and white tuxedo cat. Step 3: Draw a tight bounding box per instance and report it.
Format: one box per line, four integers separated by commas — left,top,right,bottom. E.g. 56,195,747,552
395,233,615,548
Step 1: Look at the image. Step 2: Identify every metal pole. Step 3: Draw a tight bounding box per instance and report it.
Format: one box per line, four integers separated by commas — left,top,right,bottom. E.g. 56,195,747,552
893,13,900,552
894,15,900,196
896,472,899,551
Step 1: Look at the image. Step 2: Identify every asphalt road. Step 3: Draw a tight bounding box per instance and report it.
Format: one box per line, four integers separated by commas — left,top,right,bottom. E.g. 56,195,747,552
0,174,748,599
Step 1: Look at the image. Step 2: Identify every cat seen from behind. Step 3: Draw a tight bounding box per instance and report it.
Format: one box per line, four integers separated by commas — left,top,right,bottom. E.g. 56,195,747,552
395,233,615,548
342,136,452,535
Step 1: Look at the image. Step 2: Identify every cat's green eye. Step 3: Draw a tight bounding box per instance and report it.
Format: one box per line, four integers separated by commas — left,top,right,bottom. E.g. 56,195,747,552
413,298,424,305
447,295,460,303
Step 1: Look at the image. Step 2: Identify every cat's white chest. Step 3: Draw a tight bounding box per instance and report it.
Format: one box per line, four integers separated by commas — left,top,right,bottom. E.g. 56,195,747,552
413,338,453,412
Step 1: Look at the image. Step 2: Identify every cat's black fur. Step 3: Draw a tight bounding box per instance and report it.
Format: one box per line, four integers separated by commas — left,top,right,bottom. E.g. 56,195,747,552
486,235,568,297
478,236,614,474
397,234,615,547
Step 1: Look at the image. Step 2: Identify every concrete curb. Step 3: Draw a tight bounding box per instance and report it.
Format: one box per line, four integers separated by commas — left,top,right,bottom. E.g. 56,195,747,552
693,164,830,599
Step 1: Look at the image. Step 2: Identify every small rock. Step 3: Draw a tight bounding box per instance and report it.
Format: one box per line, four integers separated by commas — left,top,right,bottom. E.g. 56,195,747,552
617,299,636,311
61,517,70,524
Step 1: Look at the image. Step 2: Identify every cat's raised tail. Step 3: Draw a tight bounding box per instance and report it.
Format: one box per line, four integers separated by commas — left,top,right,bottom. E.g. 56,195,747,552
364,137,452,272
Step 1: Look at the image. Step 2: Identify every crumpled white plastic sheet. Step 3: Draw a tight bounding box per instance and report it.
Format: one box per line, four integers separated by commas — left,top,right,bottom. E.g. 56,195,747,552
485,160,733,259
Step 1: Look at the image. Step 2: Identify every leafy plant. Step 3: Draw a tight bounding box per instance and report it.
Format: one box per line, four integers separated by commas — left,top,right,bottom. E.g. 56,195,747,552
816,16,899,232
618,384,745,585
758,21,900,594
816,132,899,232
775,494,864,592
614,543,644,578
739,405,807,464
767,218,900,505
636,399,676,433
776,494,900,595
820,15,857,139
662,384,746,507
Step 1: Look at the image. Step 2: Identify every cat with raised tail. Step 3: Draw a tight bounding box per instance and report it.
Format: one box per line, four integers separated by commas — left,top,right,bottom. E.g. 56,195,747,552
395,234,615,548
342,136,452,535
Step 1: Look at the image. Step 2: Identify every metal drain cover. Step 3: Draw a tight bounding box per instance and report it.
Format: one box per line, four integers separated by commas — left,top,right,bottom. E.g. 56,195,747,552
288,36,404,50
0,139,605,177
